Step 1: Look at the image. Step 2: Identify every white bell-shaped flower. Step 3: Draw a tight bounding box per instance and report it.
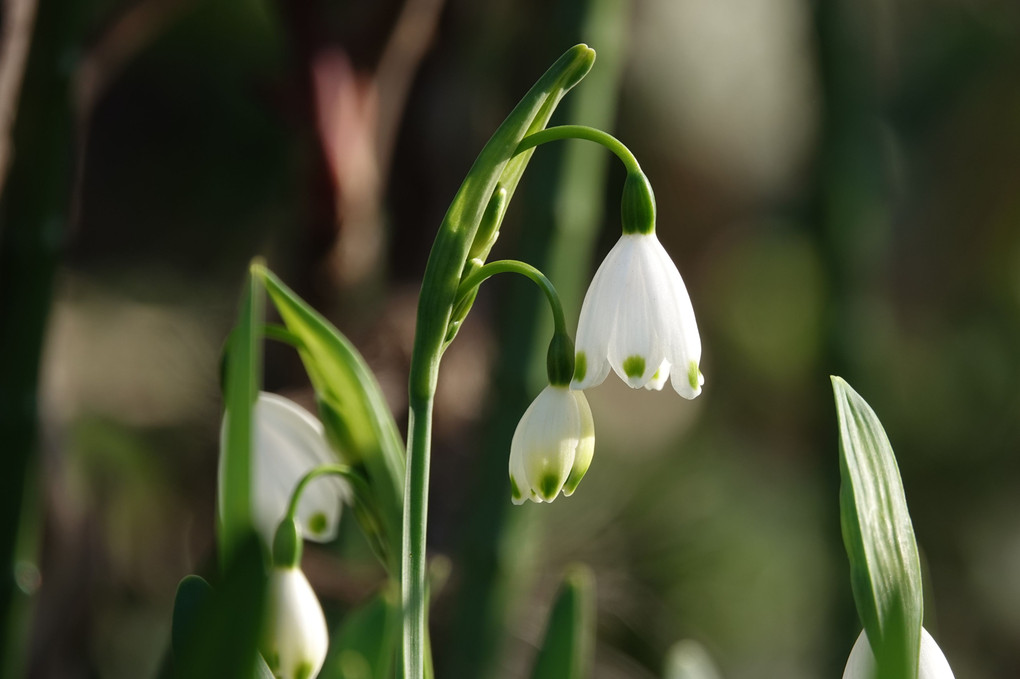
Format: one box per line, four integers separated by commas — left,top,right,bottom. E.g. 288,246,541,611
842,627,955,679
572,233,703,398
263,566,329,679
509,385,595,504
222,392,348,547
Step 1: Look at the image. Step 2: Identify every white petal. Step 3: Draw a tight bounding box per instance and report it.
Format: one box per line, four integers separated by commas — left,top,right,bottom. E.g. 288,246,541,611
563,390,595,496
251,393,346,545
842,628,955,679
602,237,662,388
572,237,632,389
264,567,329,679
644,359,671,391
646,237,703,398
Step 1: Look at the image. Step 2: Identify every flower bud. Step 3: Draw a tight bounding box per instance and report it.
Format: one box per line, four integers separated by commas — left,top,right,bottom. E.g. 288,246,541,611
262,567,329,679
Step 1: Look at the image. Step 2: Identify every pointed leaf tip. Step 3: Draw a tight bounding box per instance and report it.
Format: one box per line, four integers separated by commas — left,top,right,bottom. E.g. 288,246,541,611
831,376,923,679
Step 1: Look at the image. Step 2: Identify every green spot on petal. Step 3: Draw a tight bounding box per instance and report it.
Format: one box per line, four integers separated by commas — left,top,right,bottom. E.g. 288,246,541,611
295,661,313,679
307,512,328,536
688,360,701,390
573,352,587,382
510,476,522,501
623,355,646,379
539,473,560,500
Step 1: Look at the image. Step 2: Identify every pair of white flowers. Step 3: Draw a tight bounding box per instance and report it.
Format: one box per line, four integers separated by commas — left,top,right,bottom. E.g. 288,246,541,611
509,232,704,505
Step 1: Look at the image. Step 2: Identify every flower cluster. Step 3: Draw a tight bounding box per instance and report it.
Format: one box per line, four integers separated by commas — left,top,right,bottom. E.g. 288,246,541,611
509,227,703,504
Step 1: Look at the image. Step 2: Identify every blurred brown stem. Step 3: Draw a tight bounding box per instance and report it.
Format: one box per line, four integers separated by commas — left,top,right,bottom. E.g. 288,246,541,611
0,0,38,197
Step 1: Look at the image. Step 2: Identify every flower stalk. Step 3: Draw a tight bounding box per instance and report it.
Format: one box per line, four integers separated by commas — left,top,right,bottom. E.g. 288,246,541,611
402,45,595,679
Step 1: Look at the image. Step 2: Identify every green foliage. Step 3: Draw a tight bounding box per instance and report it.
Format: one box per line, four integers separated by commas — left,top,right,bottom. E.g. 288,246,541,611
171,535,268,679
831,376,923,679
218,269,264,565
321,589,400,679
256,267,405,573
529,565,595,679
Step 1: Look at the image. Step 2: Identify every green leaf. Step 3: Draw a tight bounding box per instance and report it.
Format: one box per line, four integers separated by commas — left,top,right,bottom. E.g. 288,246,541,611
831,376,922,679
171,575,213,656
172,534,268,679
664,640,723,679
218,267,264,566
320,587,400,679
530,565,595,679
254,653,275,679
256,267,404,570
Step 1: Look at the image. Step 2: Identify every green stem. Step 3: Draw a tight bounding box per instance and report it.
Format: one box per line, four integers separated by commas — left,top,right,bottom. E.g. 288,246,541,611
284,464,367,522
516,125,641,174
262,323,304,349
456,260,568,338
403,393,434,678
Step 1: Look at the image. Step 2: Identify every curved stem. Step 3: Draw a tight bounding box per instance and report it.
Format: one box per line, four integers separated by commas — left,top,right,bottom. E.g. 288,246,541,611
284,463,368,521
516,124,641,174
456,259,568,338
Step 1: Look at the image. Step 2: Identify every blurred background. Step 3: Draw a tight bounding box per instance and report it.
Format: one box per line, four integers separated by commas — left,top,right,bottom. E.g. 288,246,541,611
1,0,1019,677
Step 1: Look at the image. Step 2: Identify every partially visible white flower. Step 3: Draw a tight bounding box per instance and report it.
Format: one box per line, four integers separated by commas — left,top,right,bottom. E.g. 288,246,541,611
572,233,703,398
220,392,348,547
263,566,329,679
509,385,595,504
842,627,955,679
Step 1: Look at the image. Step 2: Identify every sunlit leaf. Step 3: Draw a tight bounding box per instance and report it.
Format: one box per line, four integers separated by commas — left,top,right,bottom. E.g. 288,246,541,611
256,267,404,570
530,565,595,679
832,376,922,679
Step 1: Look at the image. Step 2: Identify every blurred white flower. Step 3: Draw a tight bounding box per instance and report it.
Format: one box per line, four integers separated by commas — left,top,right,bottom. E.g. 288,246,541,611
572,233,703,398
509,385,595,504
221,392,347,547
263,566,329,679
842,627,955,679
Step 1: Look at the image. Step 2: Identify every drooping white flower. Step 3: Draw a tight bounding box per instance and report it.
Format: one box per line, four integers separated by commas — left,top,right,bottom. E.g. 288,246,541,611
509,385,595,504
221,392,348,547
842,627,955,679
263,566,329,679
572,233,703,398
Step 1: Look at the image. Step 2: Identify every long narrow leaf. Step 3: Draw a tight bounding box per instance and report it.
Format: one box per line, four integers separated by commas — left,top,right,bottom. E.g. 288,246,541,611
832,376,922,679
218,268,264,565
529,565,595,679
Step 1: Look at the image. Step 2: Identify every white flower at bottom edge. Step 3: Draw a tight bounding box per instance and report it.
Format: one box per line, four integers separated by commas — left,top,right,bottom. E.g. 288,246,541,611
509,385,594,504
842,627,955,679
571,233,703,398
263,566,329,679
219,392,348,548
